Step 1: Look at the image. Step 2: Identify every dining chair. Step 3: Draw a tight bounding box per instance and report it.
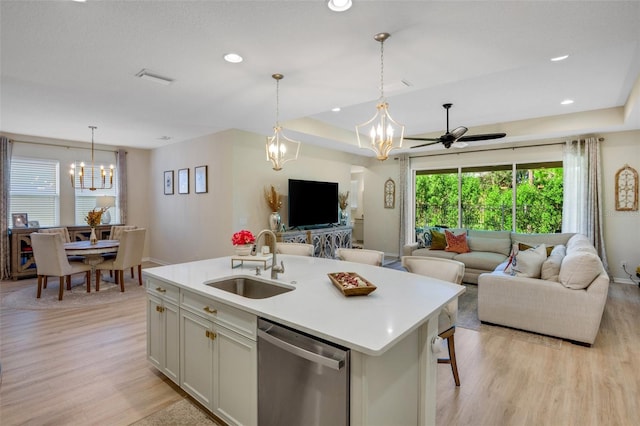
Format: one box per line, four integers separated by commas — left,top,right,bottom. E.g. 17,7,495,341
30,233,92,300
336,248,384,266
105,225,137,278
39,227,71,243
96,228,146,292
275,242,315,256
401,256,465,386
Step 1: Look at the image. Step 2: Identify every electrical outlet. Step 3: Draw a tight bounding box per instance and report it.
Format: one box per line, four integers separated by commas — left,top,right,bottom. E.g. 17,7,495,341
621,261,628,269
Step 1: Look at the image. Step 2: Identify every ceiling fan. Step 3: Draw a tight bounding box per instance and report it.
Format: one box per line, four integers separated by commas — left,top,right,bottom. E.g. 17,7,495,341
407,103,506,149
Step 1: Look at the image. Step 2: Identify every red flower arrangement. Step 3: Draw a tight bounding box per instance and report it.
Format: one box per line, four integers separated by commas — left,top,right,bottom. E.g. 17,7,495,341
231,229,255,246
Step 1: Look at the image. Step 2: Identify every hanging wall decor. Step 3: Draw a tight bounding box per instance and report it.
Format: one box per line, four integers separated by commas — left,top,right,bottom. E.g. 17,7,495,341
615,164,638,211
384,178,395,209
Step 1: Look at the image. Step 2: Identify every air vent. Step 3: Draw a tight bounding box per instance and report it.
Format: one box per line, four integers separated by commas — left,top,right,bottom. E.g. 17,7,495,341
135,69,174,86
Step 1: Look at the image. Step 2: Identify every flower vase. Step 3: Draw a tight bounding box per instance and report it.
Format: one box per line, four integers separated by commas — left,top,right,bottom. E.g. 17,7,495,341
234,244,253,256
340,209,349,226
269,212,281,232
89,227,98,245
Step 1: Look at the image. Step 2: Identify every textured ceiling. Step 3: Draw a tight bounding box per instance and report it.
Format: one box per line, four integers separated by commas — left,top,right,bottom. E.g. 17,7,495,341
1,0,639,155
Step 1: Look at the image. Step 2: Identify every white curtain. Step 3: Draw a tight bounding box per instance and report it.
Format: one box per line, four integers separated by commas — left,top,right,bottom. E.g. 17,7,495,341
117,149,127,224
398,153,409,256
562,137,609,272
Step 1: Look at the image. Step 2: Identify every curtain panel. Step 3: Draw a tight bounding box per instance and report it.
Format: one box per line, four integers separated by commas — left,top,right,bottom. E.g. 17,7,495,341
562,137,609,272
1,137,12,279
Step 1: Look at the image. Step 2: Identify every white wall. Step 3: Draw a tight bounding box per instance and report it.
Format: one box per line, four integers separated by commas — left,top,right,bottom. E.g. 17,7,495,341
148,128,357,264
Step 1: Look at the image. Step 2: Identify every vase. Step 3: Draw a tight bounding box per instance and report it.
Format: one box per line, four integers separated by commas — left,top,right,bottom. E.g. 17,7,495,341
234,244,253,256
340,209,349,226
269,211,281,232
89,227,98,245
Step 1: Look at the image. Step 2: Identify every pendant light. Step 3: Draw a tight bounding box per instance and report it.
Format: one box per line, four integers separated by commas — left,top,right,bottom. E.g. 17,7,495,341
266,74,301,171
355,32,405,161
69,126,115,191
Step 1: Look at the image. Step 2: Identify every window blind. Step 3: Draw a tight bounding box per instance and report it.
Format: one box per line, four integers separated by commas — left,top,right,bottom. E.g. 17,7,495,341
9,158,60,226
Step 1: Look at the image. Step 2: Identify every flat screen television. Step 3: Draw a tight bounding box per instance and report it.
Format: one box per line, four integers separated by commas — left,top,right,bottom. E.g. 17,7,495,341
288,179,339,228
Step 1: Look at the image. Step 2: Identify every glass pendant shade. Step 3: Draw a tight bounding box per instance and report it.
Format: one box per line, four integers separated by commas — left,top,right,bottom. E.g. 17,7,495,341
266,126,301,171
356,101,405,161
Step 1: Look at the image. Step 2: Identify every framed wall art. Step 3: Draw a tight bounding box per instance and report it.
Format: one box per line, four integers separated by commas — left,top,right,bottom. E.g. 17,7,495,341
12,213,28,228
615,164,638,211
384,178,395,209
195,165,208,194
178,168,189,194
164,170,174,195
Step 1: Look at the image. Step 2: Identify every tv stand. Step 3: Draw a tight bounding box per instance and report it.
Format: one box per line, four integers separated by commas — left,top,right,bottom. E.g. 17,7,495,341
276,225,352,258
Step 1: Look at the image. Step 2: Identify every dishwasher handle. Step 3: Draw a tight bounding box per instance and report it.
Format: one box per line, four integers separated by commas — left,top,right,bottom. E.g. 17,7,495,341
257,328,345,371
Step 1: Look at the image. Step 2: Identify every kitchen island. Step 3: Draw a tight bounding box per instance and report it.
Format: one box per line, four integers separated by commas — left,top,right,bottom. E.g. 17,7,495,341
143,255,464,426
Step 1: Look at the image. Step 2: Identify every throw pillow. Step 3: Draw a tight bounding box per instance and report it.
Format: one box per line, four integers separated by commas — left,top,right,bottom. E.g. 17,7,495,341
559,252,603,289
429,229,447,250
445,230,470,253
512,244,547,278
518,242,554,256
416,226,443,248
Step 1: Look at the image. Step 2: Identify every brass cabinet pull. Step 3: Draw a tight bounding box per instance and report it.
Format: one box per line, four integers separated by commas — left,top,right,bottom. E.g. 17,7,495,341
203,306,217,314
155,287,166,293
155,305,165,313
205,330,217,340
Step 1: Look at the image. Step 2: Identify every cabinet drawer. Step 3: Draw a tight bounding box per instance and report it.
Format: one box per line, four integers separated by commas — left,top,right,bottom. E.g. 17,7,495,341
181,290,256,340
146,278,180,304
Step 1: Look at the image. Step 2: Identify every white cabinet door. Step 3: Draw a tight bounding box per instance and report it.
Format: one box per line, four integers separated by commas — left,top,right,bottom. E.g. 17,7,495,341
213,324,257,426
147,294,163,371
180,309,214,409
147,293,180,385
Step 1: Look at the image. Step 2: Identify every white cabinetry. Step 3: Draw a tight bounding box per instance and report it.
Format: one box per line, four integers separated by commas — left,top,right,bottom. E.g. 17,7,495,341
180,289,257,426
146,280,179,385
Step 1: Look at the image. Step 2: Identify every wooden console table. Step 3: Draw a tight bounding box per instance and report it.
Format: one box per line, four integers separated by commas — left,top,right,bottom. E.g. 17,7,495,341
276,226,352,258
8,224,119,280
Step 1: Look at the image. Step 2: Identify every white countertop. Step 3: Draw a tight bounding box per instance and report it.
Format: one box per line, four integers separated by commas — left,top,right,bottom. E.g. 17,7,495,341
142,255,465,356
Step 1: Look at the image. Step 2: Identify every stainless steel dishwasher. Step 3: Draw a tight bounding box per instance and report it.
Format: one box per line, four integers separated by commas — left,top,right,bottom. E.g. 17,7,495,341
257,318,350,426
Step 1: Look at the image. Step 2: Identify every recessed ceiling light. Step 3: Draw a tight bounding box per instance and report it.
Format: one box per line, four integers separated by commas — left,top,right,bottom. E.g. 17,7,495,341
327,0,352,12
223,53,243,63
72,0,87,3
551,55,569,62
158,136,172,141
331,107,341,112
561,99,574,105
135,69,174,86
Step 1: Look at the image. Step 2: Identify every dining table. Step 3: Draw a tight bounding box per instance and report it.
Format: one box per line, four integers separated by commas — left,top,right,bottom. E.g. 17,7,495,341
64,240,119,291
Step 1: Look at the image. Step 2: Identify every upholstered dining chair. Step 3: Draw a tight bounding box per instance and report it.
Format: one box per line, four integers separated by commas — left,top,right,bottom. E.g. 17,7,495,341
336,248,384,266
275,242,315,256
96,228,146,292
39,227,84,261
105,225,137,278
30,233,93,301
401,256,465,386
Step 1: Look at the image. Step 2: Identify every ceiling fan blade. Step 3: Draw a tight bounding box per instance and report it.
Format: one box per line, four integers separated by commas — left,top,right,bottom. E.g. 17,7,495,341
409,140,441,149
458,132,506,142
450,126,468,139
404,137,440,142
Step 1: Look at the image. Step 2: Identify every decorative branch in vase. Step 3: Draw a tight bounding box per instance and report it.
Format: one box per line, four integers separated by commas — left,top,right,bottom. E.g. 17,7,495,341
264,185,283,231
339,191,350,225
85,209,103,244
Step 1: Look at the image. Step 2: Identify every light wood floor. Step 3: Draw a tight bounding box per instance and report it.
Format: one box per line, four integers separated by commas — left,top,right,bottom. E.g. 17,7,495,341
1,271,638,425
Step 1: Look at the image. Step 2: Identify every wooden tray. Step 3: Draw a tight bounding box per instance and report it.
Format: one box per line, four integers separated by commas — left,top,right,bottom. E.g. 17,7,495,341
327,272,377,297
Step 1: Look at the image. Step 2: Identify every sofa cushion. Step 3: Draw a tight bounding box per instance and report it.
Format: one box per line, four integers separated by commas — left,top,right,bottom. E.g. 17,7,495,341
411,247,458,260
454,251,508,271
512,232,574,247
540,244,566,281
566,234,598,255
559,252,603,289
511,244,547,278
445,230,470,253
467,235,512,256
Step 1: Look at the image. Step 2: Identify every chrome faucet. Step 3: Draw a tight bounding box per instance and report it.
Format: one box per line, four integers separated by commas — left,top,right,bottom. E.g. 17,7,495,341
255,229,285,279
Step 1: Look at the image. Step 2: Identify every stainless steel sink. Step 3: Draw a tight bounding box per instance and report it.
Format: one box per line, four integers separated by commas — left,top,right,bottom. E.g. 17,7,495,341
205,277,294,299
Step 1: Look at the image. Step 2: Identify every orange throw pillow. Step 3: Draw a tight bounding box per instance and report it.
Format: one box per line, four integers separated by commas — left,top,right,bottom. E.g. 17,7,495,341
445,230,470,254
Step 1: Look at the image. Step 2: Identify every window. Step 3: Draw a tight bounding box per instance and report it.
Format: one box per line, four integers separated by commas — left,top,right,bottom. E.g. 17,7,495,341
71,160,119,225
414,162,562,234
9,157,59,226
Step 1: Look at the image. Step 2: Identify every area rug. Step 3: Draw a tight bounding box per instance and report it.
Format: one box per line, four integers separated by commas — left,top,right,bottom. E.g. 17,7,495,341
1,276,145,310
131,399,220,426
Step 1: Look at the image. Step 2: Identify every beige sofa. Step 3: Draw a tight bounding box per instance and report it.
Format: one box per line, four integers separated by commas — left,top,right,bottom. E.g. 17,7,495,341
403,228,576,284
477,234,609,345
